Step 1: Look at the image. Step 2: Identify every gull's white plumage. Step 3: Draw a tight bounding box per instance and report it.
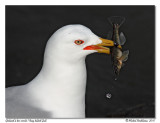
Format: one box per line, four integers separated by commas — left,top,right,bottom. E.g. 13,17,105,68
6,25,102,118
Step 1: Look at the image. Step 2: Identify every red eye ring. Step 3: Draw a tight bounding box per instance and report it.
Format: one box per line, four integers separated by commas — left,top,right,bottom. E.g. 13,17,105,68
74,40,84,45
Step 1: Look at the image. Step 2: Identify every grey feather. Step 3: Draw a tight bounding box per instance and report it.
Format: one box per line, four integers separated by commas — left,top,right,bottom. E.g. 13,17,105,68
5,86,52,118
119,32,126,45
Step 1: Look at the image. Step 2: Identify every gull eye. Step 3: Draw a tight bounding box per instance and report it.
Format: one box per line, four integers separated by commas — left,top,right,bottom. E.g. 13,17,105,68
74,40,84,45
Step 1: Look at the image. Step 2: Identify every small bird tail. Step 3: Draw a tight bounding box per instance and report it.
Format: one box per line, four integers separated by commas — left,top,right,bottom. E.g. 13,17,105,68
108,16,125,27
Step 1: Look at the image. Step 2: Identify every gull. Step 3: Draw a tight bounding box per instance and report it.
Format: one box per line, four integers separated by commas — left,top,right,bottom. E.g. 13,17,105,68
6,24,116,118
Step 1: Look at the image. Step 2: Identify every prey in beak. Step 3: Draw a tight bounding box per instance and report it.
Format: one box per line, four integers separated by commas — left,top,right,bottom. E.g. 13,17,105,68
83,38,121,54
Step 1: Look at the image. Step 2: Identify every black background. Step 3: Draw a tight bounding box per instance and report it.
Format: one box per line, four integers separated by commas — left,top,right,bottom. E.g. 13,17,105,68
6,6,155,118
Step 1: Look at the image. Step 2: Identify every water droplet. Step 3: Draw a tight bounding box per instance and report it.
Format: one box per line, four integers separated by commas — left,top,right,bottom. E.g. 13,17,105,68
106,93,112,99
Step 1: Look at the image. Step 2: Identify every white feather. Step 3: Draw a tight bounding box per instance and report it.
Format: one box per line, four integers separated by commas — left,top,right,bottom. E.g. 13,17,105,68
6,24,102,118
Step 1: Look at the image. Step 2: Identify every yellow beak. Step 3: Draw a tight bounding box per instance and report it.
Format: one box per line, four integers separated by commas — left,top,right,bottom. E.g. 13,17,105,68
83,38,121,54
98,38,114,47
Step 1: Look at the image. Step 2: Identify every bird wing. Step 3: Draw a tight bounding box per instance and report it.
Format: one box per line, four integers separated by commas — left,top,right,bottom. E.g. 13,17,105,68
5,86,52,118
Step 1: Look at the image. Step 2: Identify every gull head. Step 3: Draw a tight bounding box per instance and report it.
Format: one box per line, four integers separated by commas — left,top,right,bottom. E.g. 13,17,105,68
45,24,115,63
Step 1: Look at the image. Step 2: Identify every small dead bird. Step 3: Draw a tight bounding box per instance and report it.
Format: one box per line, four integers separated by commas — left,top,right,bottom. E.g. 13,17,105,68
108,16,129,80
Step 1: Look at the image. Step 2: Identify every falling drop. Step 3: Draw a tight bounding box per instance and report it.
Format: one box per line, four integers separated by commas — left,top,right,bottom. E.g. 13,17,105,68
106,93,112,99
